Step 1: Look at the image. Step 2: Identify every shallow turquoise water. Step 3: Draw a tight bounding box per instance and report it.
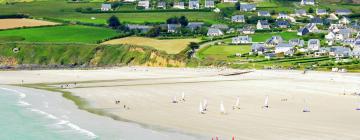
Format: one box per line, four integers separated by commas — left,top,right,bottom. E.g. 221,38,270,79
0,89,91,140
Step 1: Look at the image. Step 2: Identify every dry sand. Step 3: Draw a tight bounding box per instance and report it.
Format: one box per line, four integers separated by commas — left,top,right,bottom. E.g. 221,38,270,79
0,18,59,30
1,67,360,140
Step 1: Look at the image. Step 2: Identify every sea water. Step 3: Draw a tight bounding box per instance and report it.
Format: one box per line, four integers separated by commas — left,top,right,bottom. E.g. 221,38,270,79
0,88,95,140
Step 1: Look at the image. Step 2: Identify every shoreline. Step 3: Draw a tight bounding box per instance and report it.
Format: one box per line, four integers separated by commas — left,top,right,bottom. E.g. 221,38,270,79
1,67,360,139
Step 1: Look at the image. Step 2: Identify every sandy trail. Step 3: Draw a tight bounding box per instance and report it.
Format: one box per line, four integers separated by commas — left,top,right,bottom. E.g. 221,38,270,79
0,18,59,30
1,67,360,140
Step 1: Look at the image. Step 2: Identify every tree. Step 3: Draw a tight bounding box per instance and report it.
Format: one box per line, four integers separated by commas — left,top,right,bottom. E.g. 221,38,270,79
189,42,200,50
178,16,188,27
146,26,161,37
235,2,241,10
166,17,179,24
107,15,121,29
308,7,314,13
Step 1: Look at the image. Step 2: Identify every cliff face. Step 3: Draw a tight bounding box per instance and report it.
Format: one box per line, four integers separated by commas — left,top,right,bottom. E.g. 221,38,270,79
0,43,186,69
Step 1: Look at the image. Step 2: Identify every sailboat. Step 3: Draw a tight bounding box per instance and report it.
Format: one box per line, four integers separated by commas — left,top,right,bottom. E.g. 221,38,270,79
233,96,240,110
199,102,205,114
263,95,269,108
356,103,360,111
302,99,310,112
181,92,185,102
220,101,226,114
203,99,208,111
172,96,178,103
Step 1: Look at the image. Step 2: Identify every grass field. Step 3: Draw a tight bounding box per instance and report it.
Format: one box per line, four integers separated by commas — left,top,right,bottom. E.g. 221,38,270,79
197,45,251,59
0,1,220,24
250,32,298,42
102,37,200,54
0,25,119,43
0,18,59,29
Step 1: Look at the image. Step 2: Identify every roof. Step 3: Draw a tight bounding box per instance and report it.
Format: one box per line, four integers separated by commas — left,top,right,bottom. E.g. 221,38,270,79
336,9,352,13
276,43,294,48
295,9,306,14
308,39,320,44
157,1,166,7
258,20,269,25
330,46,351,54
207,28,223,34
187,22,204,29
126,24,152,30
311,17,323,24
258,11,270,16
317,9,327,14
167,24,181,30
240,4,256,10
232,15,245,21
205,0,215,6
101,4,112,9
276,20,289,26
211,24,229,29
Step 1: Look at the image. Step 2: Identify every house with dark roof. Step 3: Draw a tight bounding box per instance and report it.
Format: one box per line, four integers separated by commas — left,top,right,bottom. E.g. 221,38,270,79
239,26,255,34
167,24,181,33
258,11,270,17
329,46,351,58
157,1,166,9
351,46,360,58
187,22,204,31
297,27,309,36
335,9,352,16
207,28,224,36
101,4,112,11
240,4,256,11
305,23,319,32
232,36,252,44
126,24,153,33
231,15,245,23
276,20,290,28
289,38,305,47
308,39,321,51
205,0,215,8
251,43,267,54
211,24,229,31
266,36,283,47
295,9,307,16
189,0,200,9
310,17,323,25
301,0,315,5
316,9,327,15
256,20,270,30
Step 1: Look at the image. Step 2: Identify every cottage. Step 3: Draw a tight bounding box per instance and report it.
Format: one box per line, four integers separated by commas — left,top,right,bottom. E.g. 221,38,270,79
266,36,283,47
339,17,351,25
167,24,181,33
258,11,270,17
211,24,229,31
276,20,290,28
335,9,352,16
351,46,360,58
275,43,295,56
157,1,166,9
343,38,356,47
232,36,252,44
277,12,288,19
301,0,315,5
173,2,185,9
337,28,351,40
240,4,256,12
126,24,152,33
123,0,136,2
310,17,323,25
315,47,330,57
239,26,255,34
231,15,245,23
305,23,319,32
189,0,200,9
289,38,305,47
251,43,267,54
316,9,327,15
205,0,215,8
295,9,307,17
307,39,320,51
101,4,112,11
207,28,224,36
257,20,270,30
297,27,309,36
187,22,204,31
138,0,150,9
354,39,360,47
325,32,336,41
329,46,351,58
328,13,339,20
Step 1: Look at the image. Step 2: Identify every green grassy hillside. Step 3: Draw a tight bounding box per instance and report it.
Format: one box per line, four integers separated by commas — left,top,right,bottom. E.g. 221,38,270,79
0,25,119,43
0,43,186,67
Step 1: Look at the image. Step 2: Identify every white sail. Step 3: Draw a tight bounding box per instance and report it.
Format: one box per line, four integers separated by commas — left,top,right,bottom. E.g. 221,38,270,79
356,101,360,110
235,97,240,107
303,99,310,112
203,99,208,110
181,92,185,101
264,95,269,108
199,102,204,114
220,101,226,114
172,96,177,103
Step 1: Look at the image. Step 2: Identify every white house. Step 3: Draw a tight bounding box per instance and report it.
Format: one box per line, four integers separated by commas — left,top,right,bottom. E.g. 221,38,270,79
231,15,245,23
189,0,200,9
307,39,320,51
207,28,224,36
301,0,315,5
101,4,112,11
339,17,351,25
257,20,270,30
205,0,215,8
316,9,327,15
277,12,288,19
173,2,185,9
138,0,150,9
223,0,238,3
275,43,295,56
266,36,283,47
295,9,307,17
258,11,270,17
232,36,252,44
240,4,256,12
